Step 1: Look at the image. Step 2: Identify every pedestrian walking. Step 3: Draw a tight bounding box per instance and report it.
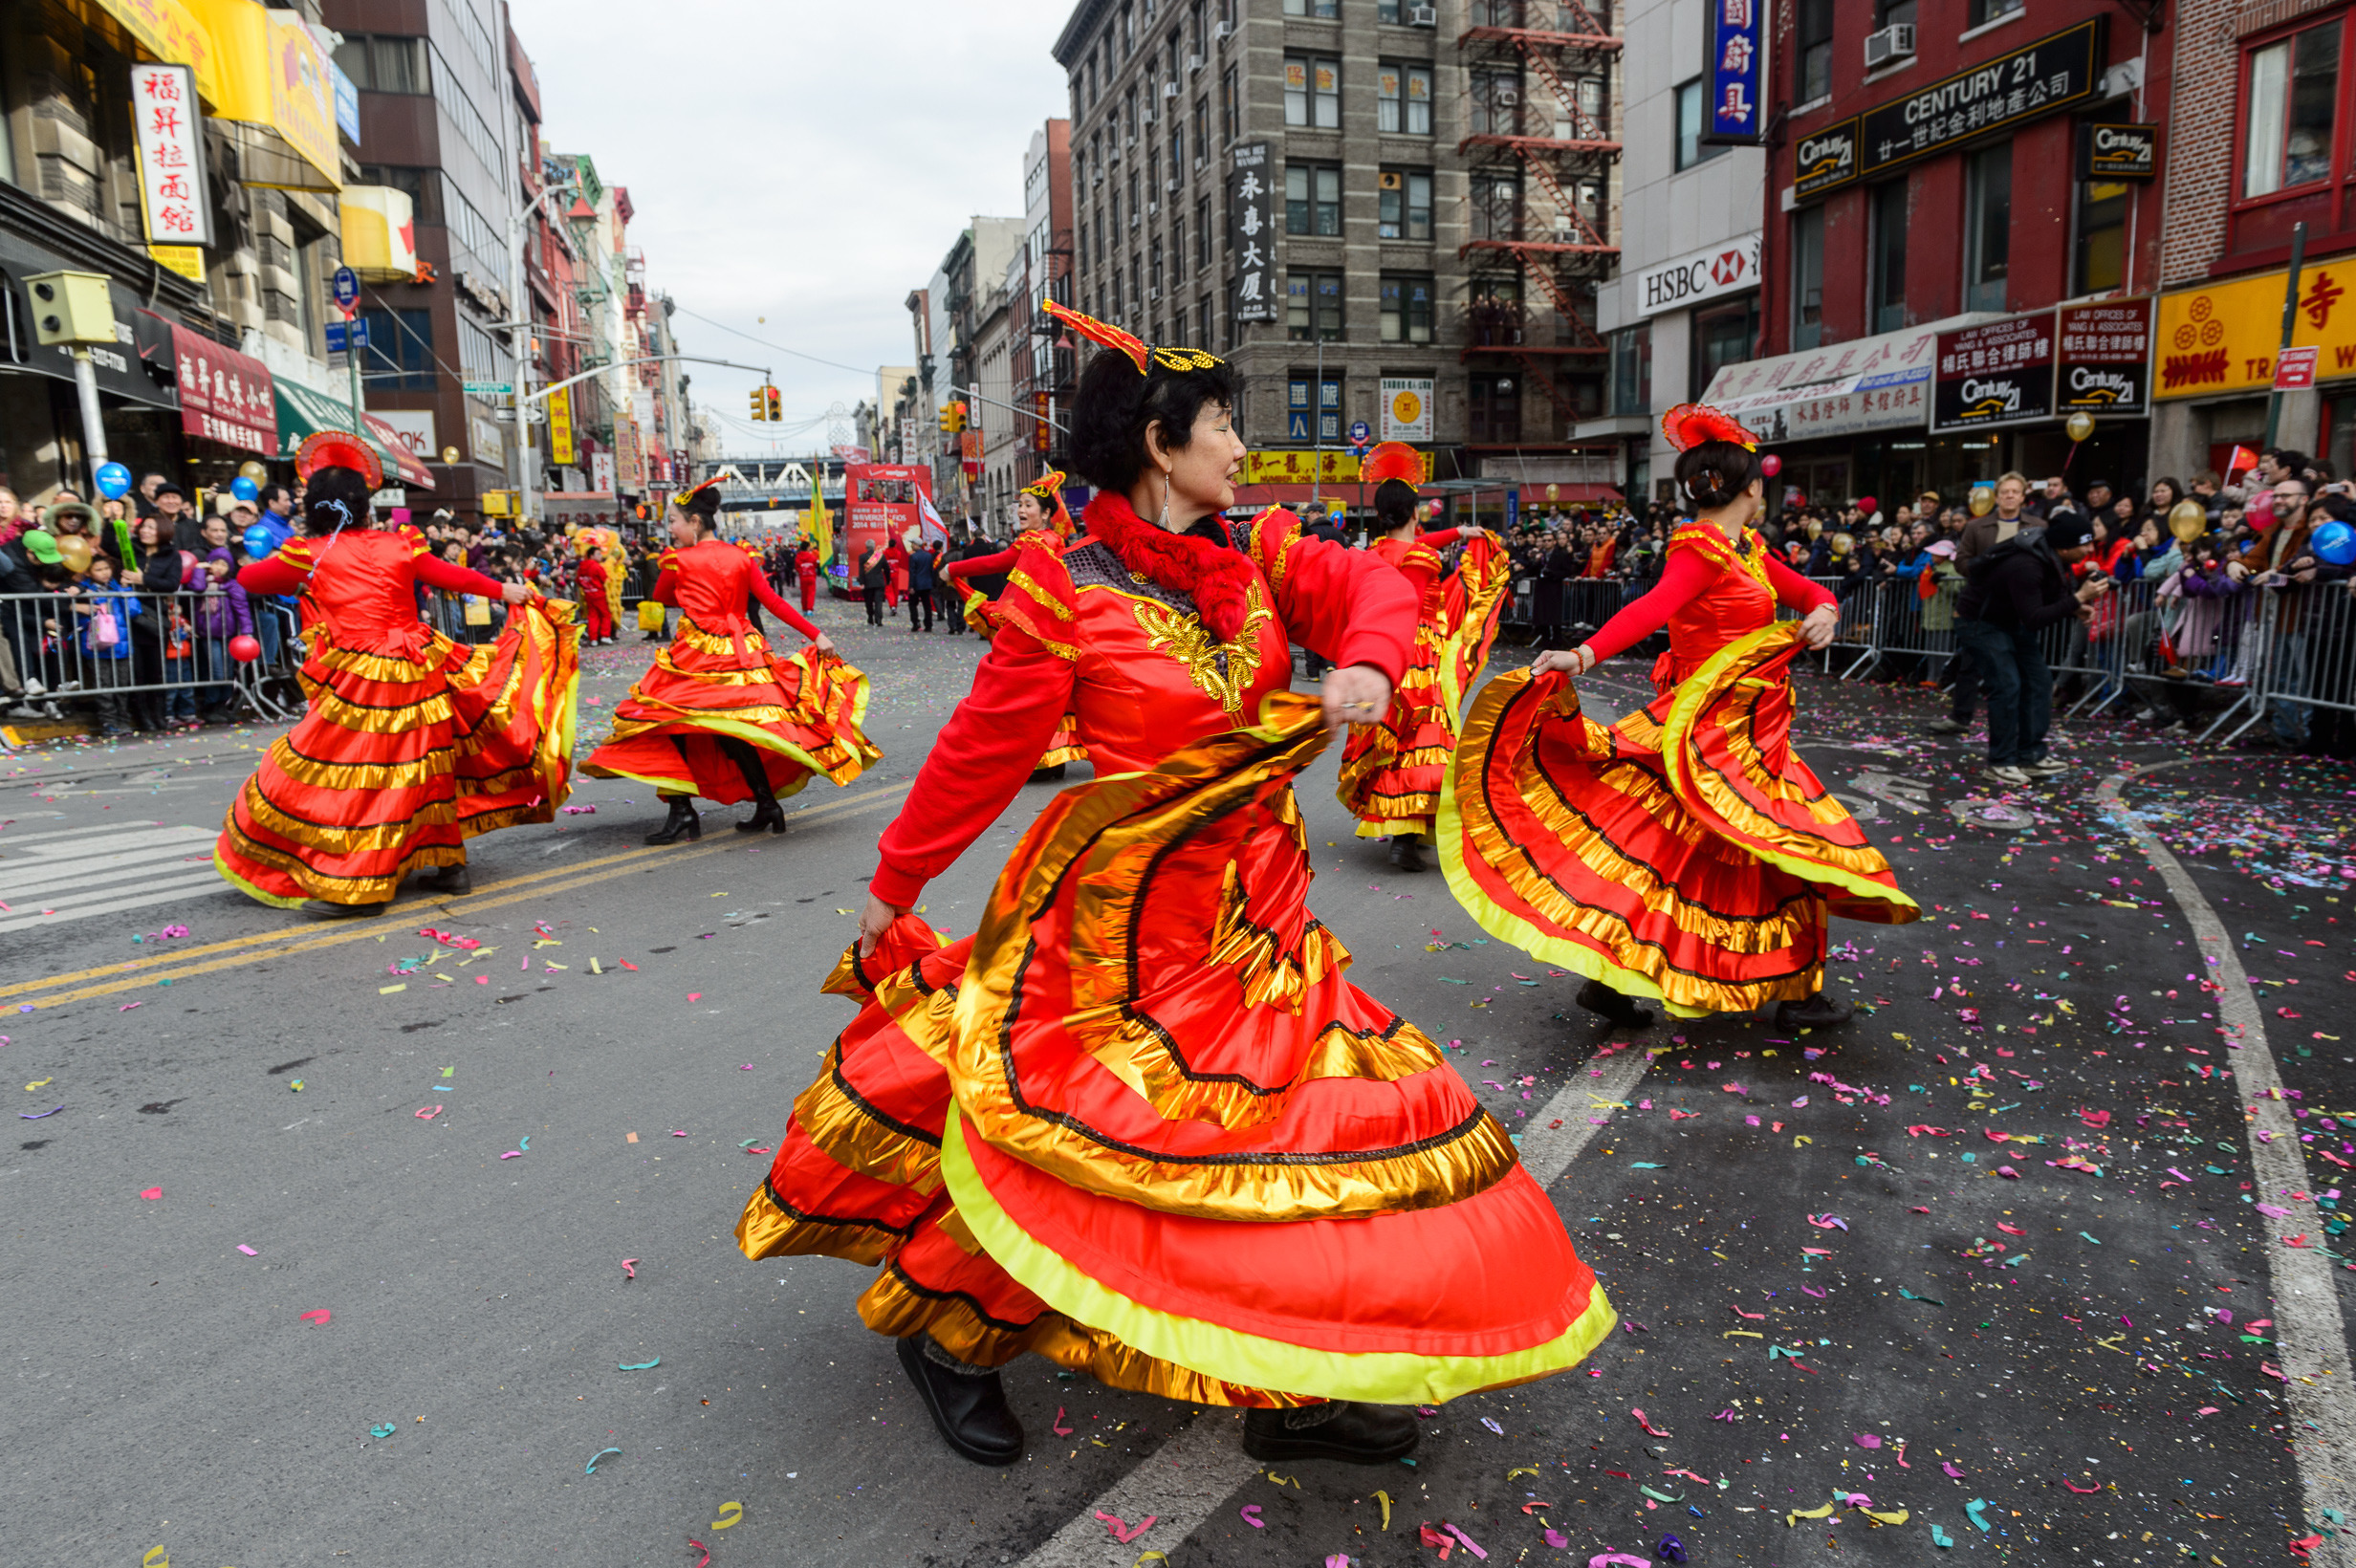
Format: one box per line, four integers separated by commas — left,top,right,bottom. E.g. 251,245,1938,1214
858,540,887,625
1954,512,2108,787
906,539,937,632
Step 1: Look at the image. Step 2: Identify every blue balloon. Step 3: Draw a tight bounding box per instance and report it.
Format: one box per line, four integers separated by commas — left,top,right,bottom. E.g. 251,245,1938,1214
2315,518,2356,567
229,475,260,503
95,462,133,500
242,521,278,560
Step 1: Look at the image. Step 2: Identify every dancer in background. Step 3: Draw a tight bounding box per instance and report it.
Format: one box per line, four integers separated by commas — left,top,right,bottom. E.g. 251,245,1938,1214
943,470,1086,781
584,477,879,842
576,530,616,646
737,301,1611,1471
214,433,580,916
1439,404,1918,1032
1334,442,1511,870
796,534,820,615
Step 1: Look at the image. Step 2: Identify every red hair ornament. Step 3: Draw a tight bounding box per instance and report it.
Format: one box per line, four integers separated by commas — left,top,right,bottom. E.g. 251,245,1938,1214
1660,403,1761,454
1360,442,1425,488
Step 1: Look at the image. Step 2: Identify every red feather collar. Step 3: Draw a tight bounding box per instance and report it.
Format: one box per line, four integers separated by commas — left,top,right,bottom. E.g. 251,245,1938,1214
1079,492,1257,642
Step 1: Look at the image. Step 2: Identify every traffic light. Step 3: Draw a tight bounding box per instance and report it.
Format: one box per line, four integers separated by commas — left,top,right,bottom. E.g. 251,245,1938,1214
749,387,766,422
765,385,781,421
939,401,961,434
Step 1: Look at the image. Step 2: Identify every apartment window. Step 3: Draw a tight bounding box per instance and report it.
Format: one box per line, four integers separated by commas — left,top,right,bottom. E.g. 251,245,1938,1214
1288,372,1344,441
1868,180,1908,334
1199,295,1212,347
1193,98,1209,163
1874,0,1916,25
334,34,429,94
1170,118,1184,173
1286,163,1342,235
1468,275,1522,345
1284,0,1339,16
1797,0,1835,104
1969,0,2024,22
1692,298,1757,399
1287,271,1344,341
1608,323,1650,418
1131,258,1143,314
1380,274,1434,343
1965,141,2012,314
1791,205,1824,350
356,165,444,226
1468,374,1520,444
1472,70,1520,135
1172,213,1188,278
2244,20,2341,199
1286,56,1341,128
1674,78,1728,171
1150,236,1165,300
1222,66,1238,141
362,307,436,391
2074,112,2132,294
1378,63,1434,135
1378,168,1432,240
1470,176,1520,241
1196,196,1212,265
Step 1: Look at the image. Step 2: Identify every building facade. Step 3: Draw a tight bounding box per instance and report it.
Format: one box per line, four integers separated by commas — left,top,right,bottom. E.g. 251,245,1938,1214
1012,120,1076,492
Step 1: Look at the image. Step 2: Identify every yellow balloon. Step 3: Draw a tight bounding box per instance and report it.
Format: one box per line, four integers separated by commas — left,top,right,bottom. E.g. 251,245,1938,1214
2169,497,2209,543
237,460,269,484
1969,486,1996,517
2064,411,2097,444
55,534,94,573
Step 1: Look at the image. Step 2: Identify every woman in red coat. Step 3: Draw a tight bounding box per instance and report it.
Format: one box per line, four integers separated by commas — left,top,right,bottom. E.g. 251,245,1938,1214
576,534,615,645
214,435,579,916
736,302,1611,1470
796,540,820,613
1440,404,1918,1033
585,478,879,841
942,469,1087,780
884,535,908,609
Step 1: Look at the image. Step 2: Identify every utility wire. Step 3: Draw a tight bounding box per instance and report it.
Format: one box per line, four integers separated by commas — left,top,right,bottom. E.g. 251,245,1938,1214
668,305,885,381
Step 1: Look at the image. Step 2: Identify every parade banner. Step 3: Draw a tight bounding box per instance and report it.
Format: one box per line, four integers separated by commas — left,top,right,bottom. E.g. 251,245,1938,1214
1932,313,2054,433
2056,297,2152,417
2155,262,2356,400
843,464,933,560
1230,143,1276,325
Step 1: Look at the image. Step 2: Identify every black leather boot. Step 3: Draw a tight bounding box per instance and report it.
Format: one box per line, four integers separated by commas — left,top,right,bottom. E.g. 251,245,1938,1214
644,796,701,845
1772,992,1855,1030
302,899,390,919
1241,1403,1420,1465
1576,977,1655,1030
1388,834,1428,872
1029,762,1068,783
895,1335,1023,1466
735,798,786,835
417,862,469,896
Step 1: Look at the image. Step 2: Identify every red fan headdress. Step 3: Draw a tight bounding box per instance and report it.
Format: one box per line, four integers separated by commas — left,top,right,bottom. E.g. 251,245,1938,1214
1360,442,1424,488
1043,298,1224,377
294,429,382,490
1660,402,1761,453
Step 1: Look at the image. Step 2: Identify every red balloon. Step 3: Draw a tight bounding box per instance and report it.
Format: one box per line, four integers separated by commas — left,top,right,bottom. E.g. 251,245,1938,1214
1760,454,1783,477
228,634,262,664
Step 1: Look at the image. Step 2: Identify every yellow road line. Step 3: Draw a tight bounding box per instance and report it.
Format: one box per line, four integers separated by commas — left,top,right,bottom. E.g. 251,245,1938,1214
9,784,906,1013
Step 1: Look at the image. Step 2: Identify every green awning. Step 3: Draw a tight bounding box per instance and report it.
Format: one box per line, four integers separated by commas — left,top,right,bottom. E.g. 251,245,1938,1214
273,380,433,490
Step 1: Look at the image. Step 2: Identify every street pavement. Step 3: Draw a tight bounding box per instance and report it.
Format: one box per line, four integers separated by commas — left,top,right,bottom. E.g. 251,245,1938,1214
6,592,2353,1567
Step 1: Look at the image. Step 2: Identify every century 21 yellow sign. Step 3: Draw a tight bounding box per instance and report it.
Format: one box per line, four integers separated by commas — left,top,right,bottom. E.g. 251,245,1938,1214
2156,260,2356,400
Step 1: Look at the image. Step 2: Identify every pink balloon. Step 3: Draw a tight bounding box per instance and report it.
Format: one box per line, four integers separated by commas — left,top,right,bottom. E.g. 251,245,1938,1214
1760,454,1783,477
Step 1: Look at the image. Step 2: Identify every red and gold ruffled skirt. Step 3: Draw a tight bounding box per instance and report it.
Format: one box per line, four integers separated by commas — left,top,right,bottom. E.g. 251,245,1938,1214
215,599,580,906
737,693,1611,1405
581,615,880,803
1440,623,1918,1018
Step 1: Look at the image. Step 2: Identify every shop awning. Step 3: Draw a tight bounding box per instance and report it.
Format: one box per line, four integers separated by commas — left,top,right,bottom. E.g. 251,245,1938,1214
273,380,433,489
1702,313,2000,443
146,312,273,454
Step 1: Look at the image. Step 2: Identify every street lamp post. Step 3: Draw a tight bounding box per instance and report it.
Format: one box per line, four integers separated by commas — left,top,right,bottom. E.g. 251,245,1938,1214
508,179,580,529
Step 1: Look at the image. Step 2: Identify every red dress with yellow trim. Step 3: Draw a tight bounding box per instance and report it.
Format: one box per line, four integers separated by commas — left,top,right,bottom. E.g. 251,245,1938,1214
1335,529,1512,838
583,538,879,804
734,495,1612,1408
1440,522,1919,1019
212,525,581,907
945,529,1087,770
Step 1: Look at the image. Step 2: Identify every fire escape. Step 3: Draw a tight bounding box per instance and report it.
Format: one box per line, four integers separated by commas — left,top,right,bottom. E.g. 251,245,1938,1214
1456,0,1620,436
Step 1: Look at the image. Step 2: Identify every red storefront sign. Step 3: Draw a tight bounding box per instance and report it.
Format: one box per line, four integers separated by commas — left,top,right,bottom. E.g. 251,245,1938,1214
160,316,273,454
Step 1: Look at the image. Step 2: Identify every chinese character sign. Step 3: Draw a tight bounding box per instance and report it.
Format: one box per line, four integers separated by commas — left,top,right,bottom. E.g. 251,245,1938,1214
1230,143,1277,324
1932,313,2056,433
2056,298,2152,416
164,318,273,455
1705,0,1765,144
130,63,212,249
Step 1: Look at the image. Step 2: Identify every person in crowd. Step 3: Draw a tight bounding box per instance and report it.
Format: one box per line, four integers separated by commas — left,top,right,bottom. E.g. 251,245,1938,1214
1533,526,1575,649
1955,512,2109,787
796,535,821,617
1931,472,2036,737
858,537,888,626
189,530,251,725
906,538,938,633
884,532,908,613
2235,471,2320,750
73,550,142,737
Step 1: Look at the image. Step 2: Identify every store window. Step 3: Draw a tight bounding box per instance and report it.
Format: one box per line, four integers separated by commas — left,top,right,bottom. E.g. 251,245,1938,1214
1674,78,1725,171
1285,56,1341,129
1379,274,1434,343
1796,0,1835,104
2074,113,2131,295
1285,163,1342,235
2243,20,2341,199
1379,63,1434,135
1965,142,2012,314
361,307,436,392
1869,179,1908,334
1469,374,1520,444
1692,298,1757,400
1609,322,1651,418
1378,168,1432,240
1287,271,1344,341
1790,206,1824,350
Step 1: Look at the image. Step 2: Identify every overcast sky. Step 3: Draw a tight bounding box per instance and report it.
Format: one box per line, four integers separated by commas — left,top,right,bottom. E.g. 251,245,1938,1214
512,0,1069,454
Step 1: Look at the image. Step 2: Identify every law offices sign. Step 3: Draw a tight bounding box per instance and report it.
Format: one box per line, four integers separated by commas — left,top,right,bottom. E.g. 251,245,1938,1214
1630,233,1761,319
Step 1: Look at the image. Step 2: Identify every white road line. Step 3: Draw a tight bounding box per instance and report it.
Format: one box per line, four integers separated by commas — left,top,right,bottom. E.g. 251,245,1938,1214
1014,1043,1654,1568
0,843,220,901
2098,759,2356,1565
0,870,235,934
0,819,180,849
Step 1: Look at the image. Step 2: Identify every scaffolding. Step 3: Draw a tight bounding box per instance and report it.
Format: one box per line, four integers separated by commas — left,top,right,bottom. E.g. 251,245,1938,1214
1455,0,1621,432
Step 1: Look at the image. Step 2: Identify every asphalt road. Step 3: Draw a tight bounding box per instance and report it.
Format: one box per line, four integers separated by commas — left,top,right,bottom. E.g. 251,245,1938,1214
6,595,2352,1568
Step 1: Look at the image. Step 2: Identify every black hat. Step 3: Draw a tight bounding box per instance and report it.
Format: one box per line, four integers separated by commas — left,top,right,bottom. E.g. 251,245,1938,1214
153,482,185,499
2044,514,2093,553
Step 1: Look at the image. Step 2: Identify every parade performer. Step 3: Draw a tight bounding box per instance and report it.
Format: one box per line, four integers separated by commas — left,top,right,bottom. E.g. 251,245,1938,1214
584,477,879,843
1333,443,1512,871
1439,404,1918,1033
942,470,1087,780
213,433,580,916
796,536,820,615
736,303,1611,1470
576,531,616,646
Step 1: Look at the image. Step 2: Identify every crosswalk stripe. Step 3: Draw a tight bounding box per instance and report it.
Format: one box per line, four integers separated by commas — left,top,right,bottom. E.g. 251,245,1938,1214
0,830,218,900
0,871,232,935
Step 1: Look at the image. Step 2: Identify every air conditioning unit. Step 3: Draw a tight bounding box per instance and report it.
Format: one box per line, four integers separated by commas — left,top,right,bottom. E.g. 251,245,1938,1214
1865,23,1915,68
1408,4,1436,25
1167,177,1182,192
1108,143,1122,163
1494,86,1519,106
1163,80,1180,98
1141,107,1154,124
1186,52,1202,73
1214,19,1234,39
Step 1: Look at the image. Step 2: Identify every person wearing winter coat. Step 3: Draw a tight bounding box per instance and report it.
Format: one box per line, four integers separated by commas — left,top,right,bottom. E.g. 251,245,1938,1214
189,543,252,723
74,553,142,736
1955,513,2109,786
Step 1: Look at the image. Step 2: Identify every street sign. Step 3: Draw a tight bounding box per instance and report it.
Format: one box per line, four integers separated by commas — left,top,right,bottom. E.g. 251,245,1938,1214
2275,346,2321,391
1286,410,1311,441
1347,420,1370,445
324,318,369,354
464,381,513,398
331,266,359,308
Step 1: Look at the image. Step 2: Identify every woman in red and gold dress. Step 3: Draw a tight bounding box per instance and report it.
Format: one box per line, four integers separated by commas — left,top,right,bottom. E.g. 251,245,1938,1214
583,478,878,842
1334,442,1511,870
943,469,1087,781
575,531,616,646
213,435,580,917
1439,405,1918,1033
735,303,1611,1470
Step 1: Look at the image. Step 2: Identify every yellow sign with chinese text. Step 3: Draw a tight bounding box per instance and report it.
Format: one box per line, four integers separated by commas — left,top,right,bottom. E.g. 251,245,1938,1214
547,387,577,467
1242,448,1435,485
182,0,341,190
2155,260,2356,400
95,0,222,105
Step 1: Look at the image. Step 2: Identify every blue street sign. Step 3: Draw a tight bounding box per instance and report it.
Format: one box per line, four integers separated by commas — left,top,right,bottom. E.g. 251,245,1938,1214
1506,489,1519,531
331,266,360,308
325,318,369,354
1347,420,1370,445
1286,410,1311,442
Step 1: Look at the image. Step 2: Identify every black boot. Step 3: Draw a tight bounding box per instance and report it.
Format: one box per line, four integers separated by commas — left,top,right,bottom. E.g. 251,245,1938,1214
416,862,470,896
302,898,390,919
644,796,701,845
1575,976,1655,1030
736,798,786,835
1028,762,1067,783
895,1335,1023,1466
1387,834,1428,872
1241,1403,1420,1465
1772,992,1855,1031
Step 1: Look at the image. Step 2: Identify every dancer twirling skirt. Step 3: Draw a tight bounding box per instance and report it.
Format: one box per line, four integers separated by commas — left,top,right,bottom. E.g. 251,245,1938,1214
1334,442,1512,871
1440,404,1918,1033
944,468,1087,780
214,435,580,916
584,478,879,841
736,302,1611,1470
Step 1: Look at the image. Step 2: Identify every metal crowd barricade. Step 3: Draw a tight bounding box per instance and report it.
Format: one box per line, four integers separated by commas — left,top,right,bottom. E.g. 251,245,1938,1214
2201,578,2356,747
0,586,307,731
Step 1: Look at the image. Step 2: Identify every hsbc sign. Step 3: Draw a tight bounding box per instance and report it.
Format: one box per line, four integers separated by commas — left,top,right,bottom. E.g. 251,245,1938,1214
1631,232,1762,319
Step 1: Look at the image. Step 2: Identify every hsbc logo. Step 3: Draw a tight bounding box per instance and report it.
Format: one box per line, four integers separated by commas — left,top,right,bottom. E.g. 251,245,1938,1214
1635,233,1762,318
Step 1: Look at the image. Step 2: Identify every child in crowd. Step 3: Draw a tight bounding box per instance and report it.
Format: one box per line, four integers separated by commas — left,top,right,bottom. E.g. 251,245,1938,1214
75,553,142,737
190,543,251,723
